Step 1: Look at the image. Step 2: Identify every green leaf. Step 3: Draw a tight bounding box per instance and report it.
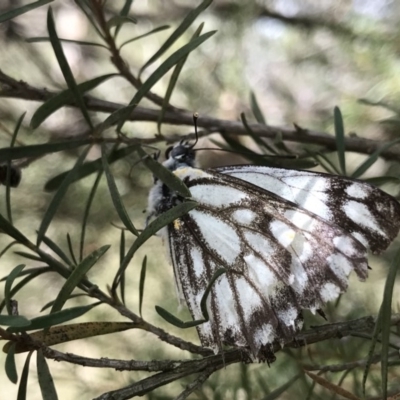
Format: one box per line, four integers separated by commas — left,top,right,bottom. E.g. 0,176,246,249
362,309,382,397
0,214,29,244
114,0,134,38
51,245,110,313
0,241,18,259
333,106,346,176
380,246,400,399
263,373,302,400
37,146,91,246
138,255,147,317
66,233,78,266
117,30,216,130
31,74,118,129
351,137,400,179
6,112,25,224
119,25,170,49
17,351,33,400
35,248,74,282
13,251,42,262
37,349,58,400
107,15,137,29
95,104,137,134
5,342,18,384
0,268,52,314
158,23,203,134
0,138,91,162
250,91,266,125
9,303,99,332
364,176,400,186
200,268,226,321
42,235,73,267
80,170,103,261
101,143,139,236
156,268,226,328
47,7,93,129
0,314,31,327
137,146,191,198
44,144,137,192
5,264,26,315
26,36,107,48
119,229,126,305
155,306,206,329
0,0,53,23
240,113,278,155
139,0,212,75
112,201,198,290
303,149,341,175
41,293,88,312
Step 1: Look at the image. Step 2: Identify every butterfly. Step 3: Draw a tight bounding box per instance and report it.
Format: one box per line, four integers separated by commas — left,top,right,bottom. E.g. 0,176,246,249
147,140,400,362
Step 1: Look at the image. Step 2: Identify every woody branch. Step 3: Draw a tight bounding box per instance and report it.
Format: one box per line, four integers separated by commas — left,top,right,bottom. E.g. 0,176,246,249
1,69,400,161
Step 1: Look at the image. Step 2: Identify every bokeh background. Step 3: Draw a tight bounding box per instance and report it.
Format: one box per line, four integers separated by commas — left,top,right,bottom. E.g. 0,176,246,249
1,0,400,399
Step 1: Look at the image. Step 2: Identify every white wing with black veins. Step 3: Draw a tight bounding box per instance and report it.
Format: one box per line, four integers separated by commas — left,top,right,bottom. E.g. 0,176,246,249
164,166,397,361
216,165,400,253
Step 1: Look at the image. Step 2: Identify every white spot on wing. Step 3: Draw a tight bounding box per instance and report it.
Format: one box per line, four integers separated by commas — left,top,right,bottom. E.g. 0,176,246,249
327,253,353,281
254,324,275,347
291,235,313,263
353,231,368,247
213,275,239,329
189,184,248,207
333,235,360,256
345,183,369,199
244,231,277,263
231,209,257,225
282,176,331,221
284,210,316,232
277,307,298,327
235,277,263,317
343,200,386,237
174,167,211,180
191,247,204,278
270,220,296,247
190,210,241,265
290,257,308,293
320,282,341,302
244,253,278,291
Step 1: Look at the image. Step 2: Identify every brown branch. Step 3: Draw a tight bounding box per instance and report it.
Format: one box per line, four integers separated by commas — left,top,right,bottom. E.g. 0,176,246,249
36,313,400,399
1,69,400,160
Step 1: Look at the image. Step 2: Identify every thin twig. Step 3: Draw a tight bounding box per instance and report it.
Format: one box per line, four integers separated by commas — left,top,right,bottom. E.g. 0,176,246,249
303,350,400,373
1,69,400,160
174,367,217,400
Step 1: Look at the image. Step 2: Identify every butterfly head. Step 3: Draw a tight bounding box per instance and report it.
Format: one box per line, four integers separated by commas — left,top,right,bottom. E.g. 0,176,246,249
163,141,197,171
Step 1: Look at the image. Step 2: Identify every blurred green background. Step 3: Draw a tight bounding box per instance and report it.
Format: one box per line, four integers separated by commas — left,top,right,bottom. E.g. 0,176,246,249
1,0,400,399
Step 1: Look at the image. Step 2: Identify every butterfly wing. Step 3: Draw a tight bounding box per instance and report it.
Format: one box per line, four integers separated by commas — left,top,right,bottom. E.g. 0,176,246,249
167,167,374,360
215,165,400,254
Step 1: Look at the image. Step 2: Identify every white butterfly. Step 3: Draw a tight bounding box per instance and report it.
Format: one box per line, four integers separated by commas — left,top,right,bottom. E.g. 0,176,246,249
147,141,400,362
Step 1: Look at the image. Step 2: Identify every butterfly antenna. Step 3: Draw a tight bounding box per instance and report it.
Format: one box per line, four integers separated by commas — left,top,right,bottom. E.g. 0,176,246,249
191,112,199,149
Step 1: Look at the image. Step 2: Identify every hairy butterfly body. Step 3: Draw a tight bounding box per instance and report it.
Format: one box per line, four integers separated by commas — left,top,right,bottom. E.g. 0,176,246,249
148,142,400,362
